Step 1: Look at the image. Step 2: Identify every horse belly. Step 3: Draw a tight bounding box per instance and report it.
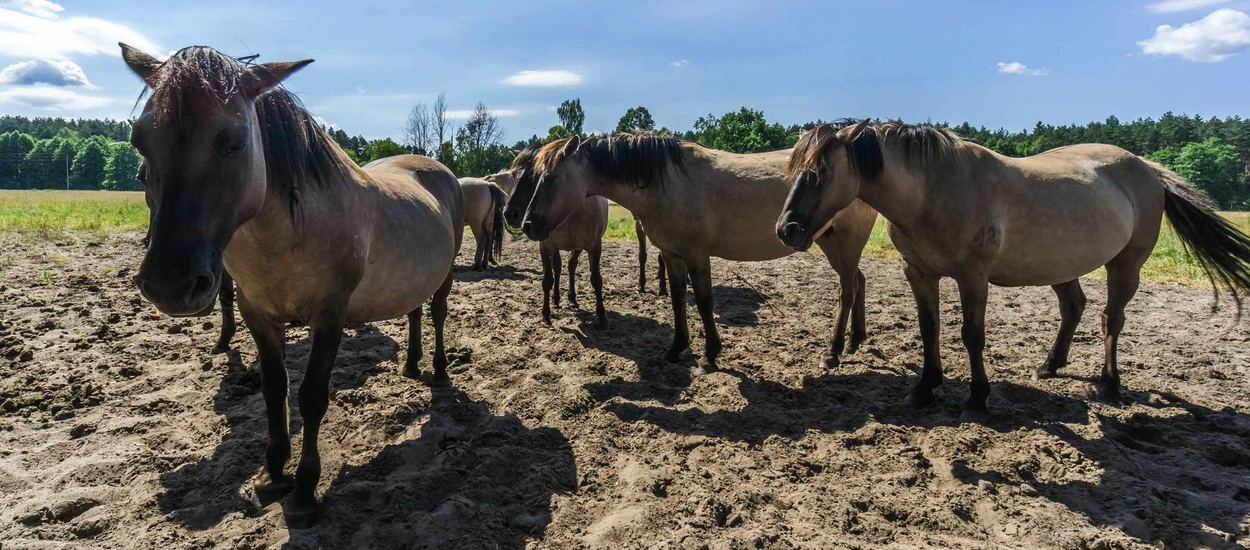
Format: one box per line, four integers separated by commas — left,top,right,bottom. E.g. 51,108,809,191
346,224,456,323
989,219,1133,287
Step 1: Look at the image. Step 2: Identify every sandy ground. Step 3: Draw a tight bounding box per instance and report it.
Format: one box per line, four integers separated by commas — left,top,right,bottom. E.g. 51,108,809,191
1,232,1249,549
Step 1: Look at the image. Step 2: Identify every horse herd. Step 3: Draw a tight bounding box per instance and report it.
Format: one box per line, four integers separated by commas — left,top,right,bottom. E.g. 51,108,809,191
120,45,1250,528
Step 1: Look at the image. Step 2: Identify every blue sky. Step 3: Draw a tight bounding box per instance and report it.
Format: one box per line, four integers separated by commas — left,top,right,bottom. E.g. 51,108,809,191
0,0,1247,140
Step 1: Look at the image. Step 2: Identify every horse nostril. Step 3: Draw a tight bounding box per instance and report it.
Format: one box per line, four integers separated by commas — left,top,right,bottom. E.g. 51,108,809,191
188,273,215,302
520,220,532,233
781,222,803,240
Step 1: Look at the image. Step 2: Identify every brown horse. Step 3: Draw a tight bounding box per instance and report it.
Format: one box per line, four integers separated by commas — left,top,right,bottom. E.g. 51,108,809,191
504,145,610,328
122,44,462,527
522,134,878,371
456,177,506,270
778,119,1250,414
142,207,236,353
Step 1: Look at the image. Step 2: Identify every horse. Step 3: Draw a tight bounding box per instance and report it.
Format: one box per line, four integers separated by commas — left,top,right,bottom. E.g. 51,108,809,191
777,119,1250,414
456,177,506,270
521,133,879,371
635,219,668,295
503,144,610,328
121,44,463,528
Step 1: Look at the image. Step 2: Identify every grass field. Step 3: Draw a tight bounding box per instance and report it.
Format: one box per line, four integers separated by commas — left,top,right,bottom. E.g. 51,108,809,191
4,190,1248,287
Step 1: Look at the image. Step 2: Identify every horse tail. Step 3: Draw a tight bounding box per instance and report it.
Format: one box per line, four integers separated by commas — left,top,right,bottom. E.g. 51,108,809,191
1150,160,1250,316
489,183,507,262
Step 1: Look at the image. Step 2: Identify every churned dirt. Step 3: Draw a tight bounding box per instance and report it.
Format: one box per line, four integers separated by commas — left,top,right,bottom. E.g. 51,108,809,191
1,232,1249,549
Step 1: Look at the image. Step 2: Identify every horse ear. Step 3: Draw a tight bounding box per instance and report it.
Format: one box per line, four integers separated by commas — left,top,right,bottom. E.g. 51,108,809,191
840,118,872,142
119,43,161,87
242,59,314,98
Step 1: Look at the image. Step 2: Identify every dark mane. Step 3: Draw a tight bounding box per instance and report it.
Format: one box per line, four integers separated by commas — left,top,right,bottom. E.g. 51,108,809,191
786,120,962,182
534,132,685,189
509,142,543,181
143,46,349,217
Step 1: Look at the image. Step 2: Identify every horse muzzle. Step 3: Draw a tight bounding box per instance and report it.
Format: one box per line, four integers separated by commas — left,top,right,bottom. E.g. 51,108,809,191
134,258,220,317
776,220,814,252
521,217,550,241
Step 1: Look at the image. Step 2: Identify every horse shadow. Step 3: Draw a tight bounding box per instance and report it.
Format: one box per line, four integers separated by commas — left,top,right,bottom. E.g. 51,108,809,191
710,284,764,327
563,311,693,405
594,365,1250,548
453,264,538,283
155,324,399,530
283,387,576,549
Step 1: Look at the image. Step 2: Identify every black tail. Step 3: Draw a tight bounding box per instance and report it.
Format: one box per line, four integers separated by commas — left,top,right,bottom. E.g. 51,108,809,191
489,183,507,263
1150,161,1250,316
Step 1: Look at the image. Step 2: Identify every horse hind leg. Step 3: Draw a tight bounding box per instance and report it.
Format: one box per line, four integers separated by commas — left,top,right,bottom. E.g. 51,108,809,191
567,249,581,309
402,307,422,379
430,272,453,387
213,270,236,354
1097,252,1146,401
1034,279,1086,381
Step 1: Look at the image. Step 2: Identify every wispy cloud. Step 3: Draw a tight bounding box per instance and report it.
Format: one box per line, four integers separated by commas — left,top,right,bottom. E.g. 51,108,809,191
1138,8,1250,61
2,0,62,18
0,86,112,109
1147,0,1229,13
502,69,583,87
0,4,160,59
0,58,92,87
996,61,1048,76
669,59,690,68
445,108,521,119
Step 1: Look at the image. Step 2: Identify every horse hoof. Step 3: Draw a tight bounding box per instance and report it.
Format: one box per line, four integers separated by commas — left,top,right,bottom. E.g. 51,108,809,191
693,358,718,376
905,388,937,408
401,364,421,380
960,403,990,423
819,356,839,371
1091,383,1122,403
658,289,668,297
1031,368,1057,382
595,317,609,330
664,349,686,363
284,503,319,530
252,476,294,506
212,344,231,355
569,301,579,310
430,372,452,388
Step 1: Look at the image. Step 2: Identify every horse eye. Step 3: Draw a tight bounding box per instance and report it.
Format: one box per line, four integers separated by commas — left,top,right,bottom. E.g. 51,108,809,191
223,142,246,156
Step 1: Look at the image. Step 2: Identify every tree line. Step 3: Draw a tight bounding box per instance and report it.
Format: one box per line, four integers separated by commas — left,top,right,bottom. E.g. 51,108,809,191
1,108,1246,209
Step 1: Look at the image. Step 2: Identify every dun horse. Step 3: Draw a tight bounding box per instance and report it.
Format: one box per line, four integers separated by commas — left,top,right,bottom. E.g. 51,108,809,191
456,177,506,269
504,145,610,328
491,168,665,293
521,134,879,371
122,44,462,527
778,119,1250,414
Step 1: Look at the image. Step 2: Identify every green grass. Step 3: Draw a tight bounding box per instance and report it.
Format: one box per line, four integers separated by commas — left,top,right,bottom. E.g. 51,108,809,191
3,190,1247,288
0,190,148,232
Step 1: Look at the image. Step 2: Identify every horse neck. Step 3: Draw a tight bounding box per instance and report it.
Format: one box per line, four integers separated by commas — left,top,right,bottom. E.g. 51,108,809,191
857,146,930,232
583,172,666,219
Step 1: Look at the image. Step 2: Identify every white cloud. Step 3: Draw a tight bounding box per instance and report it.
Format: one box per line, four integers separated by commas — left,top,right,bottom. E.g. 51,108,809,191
502,70,583,87
996,61,1048,76
0,57,91,87
1138,8,1250,61
3,0,61,18
1147,0,1229,13
444,108,521,119
544,105,557,111
0,86,112,109
0,6,160,59
669,59,690,68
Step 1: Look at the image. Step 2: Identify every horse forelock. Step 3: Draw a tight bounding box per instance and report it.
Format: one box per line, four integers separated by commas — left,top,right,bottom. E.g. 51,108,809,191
141,46,350,219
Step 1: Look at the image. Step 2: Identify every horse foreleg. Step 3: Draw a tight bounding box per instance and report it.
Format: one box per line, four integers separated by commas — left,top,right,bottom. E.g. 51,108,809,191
904,264,943,407
956,276,991,416
567,249,581,309
636,220,647,293
430,272,453,387
541,243,554,324
662,252,690,362
402,307,422,379
1035,279,1086,381
288,303,347,529
239,292,292,505
213,270,236,354
688,258,720,374
473,224,489,270
551,248,563,310
657,253,668,296
589,247,608,329
823,268,857,370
